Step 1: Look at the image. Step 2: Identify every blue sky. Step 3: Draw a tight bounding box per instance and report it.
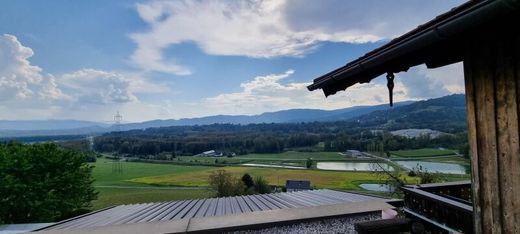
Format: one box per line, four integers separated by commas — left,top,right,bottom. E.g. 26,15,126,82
0,0,465,122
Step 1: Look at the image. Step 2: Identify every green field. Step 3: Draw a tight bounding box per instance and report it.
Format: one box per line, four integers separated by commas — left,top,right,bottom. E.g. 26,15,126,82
92,158,211,186
390,148,457,158
171,151,352,167
90,158,213,209
90,150,470,210
237,151,346,161
128,166,420,190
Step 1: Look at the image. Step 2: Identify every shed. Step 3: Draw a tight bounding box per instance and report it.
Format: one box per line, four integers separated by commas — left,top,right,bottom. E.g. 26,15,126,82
286,180,312,192
307,0,520,233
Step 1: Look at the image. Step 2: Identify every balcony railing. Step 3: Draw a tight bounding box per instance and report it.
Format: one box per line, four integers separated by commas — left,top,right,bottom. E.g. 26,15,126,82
402,181,473,233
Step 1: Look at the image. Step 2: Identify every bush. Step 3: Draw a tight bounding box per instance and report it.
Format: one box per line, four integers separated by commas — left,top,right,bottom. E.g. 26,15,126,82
306,158,313,169
241,173,254,189
208,170,244,197
254,176,271,194
0,142,97,224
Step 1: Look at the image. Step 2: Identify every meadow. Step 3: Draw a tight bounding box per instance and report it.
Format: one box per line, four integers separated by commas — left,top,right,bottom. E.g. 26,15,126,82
127,166,420,190
90,158,213,209
90,151,470,210
390,148,458,158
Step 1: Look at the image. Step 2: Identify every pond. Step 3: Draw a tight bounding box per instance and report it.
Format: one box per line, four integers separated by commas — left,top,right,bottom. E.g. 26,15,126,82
241,163,305,169
395,161,468,174
359,183,396,192
316,162,393,171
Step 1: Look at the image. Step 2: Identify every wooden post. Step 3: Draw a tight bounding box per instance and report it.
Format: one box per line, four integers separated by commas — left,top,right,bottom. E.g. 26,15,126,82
464,35,520,234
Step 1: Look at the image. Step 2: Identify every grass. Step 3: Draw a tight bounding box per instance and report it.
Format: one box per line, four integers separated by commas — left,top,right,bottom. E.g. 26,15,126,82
390,148,457,158
237,151,346,161
128,166,421,190
89,158,213,209
92,158,211,186
171,151,352,167
89,152,470,210
92,187,212,210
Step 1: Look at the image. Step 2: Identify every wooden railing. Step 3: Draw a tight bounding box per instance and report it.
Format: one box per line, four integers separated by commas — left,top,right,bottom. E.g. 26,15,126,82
402,181,473,233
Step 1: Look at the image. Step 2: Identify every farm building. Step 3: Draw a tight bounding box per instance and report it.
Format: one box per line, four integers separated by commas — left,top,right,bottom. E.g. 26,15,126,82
390,129,447,139
31,189,395,233
344,149,365,158
285,180,312,192
308,0,520,232
195,150,223,157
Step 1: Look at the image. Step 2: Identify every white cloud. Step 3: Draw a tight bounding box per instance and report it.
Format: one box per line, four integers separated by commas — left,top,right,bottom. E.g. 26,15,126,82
398,63,465,99
131,0,462,74
61,69,137,104
0,34,173,121
204,69,409,115
0,34,68,102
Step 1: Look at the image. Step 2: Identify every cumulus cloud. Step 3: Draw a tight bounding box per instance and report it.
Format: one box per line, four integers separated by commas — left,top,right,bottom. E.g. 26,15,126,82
60,69,136,104
131,0,461,74
398,63,465,99
0,34,166,121
204,69,410,115
0,34,68,102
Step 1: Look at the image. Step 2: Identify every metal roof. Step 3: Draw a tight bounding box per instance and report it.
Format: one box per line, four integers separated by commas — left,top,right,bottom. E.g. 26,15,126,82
38,189,385,231
307,0,520,97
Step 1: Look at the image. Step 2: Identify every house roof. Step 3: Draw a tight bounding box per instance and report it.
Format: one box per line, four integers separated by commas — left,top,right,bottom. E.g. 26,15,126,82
36,189,387,232
286,180,311,189
307,0,520,97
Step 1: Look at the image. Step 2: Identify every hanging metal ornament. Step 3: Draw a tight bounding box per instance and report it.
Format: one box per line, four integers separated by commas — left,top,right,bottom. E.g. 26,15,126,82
386,72,395,107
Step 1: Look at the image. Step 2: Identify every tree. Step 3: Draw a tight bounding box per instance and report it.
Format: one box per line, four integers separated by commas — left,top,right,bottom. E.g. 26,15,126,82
241,173,254,188
306,158,313,169
208,170,244,197
254,176,271,194
0,142,97,224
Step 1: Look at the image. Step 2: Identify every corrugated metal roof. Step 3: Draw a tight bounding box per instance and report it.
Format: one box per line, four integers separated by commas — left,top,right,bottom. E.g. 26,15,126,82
39,189,385,231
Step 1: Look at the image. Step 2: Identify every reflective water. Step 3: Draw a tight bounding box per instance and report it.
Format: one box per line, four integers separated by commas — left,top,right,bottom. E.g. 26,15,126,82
395,161,467,174
316,162,393,171
241,163,305,169
359,183,396,192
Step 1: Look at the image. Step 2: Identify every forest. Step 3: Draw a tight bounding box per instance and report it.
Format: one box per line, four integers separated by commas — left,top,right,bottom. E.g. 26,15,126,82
90,121,468,157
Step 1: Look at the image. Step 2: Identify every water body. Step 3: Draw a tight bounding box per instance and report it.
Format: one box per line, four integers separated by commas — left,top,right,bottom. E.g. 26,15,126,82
316,162,393,171
395,161,467,174
241,163,305,169
359,183,396,192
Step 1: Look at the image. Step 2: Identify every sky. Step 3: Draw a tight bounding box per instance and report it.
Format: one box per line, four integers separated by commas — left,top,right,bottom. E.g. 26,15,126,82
0,0,466,123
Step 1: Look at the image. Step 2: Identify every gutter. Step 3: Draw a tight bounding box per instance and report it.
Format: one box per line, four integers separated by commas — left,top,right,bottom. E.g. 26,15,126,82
308,0,520,95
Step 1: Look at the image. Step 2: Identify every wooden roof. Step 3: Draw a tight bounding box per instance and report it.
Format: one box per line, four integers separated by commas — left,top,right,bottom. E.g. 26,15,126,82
308,0,520,97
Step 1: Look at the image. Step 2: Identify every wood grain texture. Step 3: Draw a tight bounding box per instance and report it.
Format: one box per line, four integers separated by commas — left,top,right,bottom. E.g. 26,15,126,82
464,35,520,234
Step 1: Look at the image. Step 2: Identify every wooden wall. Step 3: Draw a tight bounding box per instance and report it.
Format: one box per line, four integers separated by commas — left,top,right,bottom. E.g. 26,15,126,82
464,35,520,234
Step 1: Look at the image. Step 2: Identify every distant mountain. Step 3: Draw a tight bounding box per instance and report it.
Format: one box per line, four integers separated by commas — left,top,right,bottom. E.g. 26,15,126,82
0,120,109,131
353,94,467,132
0,99,426,138
118,101,414,131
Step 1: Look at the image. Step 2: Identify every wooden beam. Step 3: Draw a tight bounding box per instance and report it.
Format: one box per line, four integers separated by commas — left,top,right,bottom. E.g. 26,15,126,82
464,35,520,234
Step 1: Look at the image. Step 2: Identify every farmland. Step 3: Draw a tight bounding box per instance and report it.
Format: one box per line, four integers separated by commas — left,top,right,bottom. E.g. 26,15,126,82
90,149,470,210
127,166,418,190
390,148,458,158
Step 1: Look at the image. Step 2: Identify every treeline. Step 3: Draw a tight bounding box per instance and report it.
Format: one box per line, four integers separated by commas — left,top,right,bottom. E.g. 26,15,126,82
91,121,468,157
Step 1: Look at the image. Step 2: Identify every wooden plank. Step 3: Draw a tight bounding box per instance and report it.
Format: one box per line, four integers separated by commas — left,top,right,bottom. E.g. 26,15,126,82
472,42,502,234
463,52,482,234
495,38,520,234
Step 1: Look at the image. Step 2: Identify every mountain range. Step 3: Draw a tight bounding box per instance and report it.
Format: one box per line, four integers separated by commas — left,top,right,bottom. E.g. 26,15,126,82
0,94,466,137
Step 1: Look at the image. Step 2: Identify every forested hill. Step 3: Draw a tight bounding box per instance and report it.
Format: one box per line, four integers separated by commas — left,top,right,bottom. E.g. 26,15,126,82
91,94,469,156
351,94,467,132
